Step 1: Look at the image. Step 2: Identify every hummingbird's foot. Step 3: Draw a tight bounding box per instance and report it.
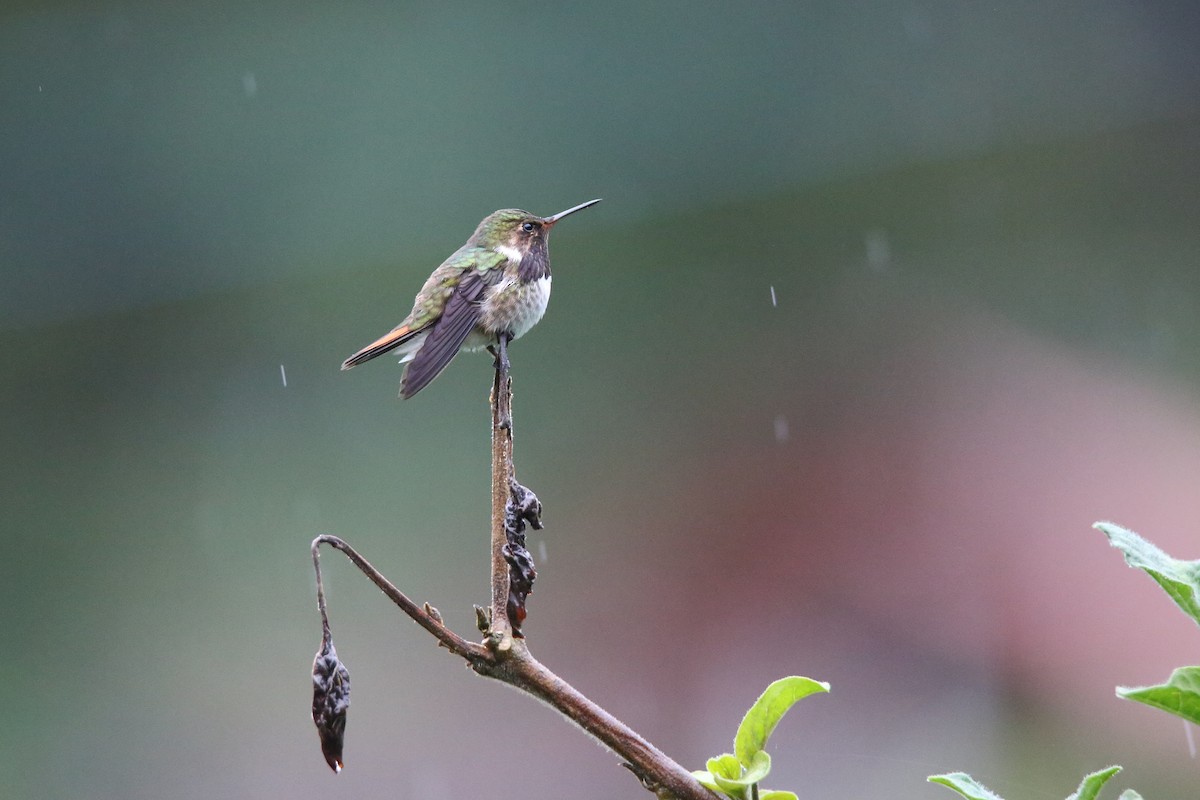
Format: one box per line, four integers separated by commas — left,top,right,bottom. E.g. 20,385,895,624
492,335,514,428
491,334,512,374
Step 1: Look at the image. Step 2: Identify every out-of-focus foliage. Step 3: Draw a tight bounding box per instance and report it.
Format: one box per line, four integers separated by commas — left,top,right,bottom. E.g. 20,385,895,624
1099,522,1200,725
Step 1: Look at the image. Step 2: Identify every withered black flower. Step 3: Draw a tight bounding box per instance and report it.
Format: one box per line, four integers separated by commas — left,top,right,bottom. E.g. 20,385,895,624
503,479,542,637
311,637,351,772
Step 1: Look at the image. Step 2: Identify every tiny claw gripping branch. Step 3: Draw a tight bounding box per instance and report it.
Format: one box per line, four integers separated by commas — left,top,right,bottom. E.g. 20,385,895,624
503,478,543,637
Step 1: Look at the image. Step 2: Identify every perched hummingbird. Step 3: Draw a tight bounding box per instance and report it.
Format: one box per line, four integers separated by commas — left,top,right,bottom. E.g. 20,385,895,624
341,199,601,398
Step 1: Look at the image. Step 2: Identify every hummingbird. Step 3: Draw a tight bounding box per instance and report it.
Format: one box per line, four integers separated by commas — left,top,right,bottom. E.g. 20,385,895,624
341,199,601,398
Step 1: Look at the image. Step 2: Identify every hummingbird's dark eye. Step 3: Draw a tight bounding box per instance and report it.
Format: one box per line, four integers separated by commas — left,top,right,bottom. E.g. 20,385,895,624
521,222,535,233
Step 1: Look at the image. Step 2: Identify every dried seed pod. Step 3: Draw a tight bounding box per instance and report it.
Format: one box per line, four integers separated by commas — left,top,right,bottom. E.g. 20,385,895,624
503,479,541,637
503,540,537,635
506,479,543,533
311,637,351,772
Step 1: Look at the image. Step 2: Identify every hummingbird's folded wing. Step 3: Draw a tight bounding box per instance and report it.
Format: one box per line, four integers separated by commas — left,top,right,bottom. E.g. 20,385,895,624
400,270,490,398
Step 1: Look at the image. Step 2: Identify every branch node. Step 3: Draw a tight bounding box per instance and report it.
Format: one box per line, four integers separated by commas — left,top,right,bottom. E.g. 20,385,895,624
619,756,681,799
488,629,514,653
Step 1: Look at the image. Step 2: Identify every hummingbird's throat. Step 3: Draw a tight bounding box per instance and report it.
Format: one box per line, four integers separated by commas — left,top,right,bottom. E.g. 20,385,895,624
494,244,523,263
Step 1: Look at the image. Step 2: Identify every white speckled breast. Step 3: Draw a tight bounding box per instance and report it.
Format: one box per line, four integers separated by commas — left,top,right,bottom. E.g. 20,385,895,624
478,275,552,341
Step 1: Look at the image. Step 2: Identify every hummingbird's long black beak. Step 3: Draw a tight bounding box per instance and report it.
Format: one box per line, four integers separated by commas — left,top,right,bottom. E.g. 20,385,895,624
545,198,602,226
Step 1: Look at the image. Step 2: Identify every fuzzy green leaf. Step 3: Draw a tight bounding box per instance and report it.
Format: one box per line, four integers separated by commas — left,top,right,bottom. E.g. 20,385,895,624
1096,522,1200,628
1118,791,1143,800
695,769,746,800
706,754,743,781
928,772,1006,800
734,676,829,766
692,771,722,794
711,772,749,798
759,792,799,800
1066,766,1121,800
709,751,772,796
1117,666,1200,725
741,750,772,785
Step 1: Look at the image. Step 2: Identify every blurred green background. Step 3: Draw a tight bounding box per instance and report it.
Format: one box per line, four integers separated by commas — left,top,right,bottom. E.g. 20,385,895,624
3,2,1200,798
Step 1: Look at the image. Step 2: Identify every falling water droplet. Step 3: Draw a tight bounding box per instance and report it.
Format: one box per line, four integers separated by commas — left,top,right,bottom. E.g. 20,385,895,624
865,229,890,272
773,414,789,443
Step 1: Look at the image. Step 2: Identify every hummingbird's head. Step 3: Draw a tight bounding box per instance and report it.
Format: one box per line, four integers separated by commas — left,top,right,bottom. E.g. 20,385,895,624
473,209,545,254
470,200,602,254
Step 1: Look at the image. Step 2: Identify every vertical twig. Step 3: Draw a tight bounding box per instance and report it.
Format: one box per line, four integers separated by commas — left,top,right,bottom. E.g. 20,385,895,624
488,338,515,649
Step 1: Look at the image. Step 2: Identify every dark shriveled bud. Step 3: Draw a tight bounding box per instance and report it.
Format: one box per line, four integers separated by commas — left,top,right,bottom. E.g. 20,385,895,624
503,480,542,637
311,637,351,772
506,479,543,534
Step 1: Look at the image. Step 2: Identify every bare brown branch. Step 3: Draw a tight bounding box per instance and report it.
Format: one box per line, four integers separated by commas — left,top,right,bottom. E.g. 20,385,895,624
311,535,487,664
496,643,716,800
309,344,719,799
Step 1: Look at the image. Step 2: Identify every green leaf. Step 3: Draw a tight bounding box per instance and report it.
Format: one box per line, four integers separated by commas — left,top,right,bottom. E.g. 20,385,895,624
1096,522,1200,628
707,753,742,781
734,676,830,766
711,772,751,798
759,792,799,800
692,771,722,794
930,768,1129,800
741,750,772,785
927,772,1006,800
694,771,742,799
1066,766,1121,800
711,751,772,796
1117,666,1200,725
1118,791,1143,800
